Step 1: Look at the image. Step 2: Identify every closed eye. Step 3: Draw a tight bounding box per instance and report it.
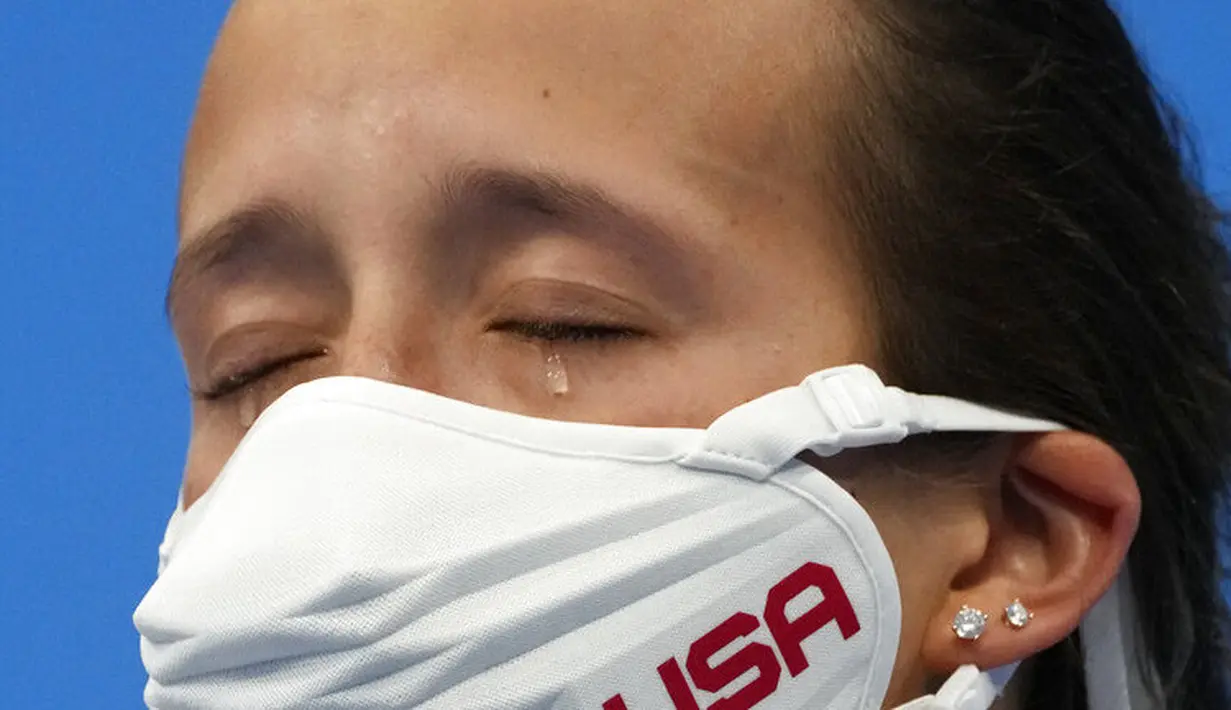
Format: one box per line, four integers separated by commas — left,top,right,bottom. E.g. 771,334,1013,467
192,321,639,403
192,350,327,402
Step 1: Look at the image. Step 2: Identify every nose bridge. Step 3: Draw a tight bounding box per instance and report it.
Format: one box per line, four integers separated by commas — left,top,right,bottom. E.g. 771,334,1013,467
314,146,452,391
337,308,445,396
334,256,447,394
337,330,447,396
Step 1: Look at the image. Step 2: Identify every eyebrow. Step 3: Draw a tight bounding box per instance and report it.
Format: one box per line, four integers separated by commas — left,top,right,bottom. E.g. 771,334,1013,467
167,167,692,325
165,201,314,323
435,166,682,251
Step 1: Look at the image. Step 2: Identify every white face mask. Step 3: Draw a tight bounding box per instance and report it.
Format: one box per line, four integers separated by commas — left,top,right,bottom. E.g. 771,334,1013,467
134,364,1147,710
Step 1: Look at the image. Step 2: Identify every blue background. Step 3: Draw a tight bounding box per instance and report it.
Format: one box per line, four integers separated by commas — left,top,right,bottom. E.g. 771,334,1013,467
0,2,1227,707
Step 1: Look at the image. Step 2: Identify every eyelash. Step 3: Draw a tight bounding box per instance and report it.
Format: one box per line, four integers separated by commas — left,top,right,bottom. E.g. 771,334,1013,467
193,350,325,402
195,320,641,402
489,319,643,344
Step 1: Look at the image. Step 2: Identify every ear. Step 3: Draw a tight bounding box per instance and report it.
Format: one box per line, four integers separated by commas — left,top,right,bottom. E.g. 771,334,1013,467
918,431,1141,673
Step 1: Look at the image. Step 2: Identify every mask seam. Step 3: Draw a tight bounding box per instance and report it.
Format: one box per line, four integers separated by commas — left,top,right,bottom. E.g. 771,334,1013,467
685,447,780,471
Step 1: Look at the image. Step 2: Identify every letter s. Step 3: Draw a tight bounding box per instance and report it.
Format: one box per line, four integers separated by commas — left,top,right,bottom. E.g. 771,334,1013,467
686,612,781,710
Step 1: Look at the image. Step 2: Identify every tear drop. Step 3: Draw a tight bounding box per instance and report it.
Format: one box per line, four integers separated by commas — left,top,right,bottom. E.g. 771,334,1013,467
544,351,570,397
238,397,260,429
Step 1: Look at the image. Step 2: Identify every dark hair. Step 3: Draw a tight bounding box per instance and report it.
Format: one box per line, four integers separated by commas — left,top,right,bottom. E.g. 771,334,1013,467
828,1,1231,707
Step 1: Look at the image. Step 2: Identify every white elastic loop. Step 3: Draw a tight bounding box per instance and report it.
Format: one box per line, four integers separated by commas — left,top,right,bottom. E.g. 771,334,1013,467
904,392,1064,436
985,662,1020,696
1082,580,1129,710
893,664,1014,710
1082,571,1158,710
686,365,1066,479
935,665,998,710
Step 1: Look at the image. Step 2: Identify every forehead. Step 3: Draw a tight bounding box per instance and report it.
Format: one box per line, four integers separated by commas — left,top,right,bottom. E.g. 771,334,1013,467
182,0,854,236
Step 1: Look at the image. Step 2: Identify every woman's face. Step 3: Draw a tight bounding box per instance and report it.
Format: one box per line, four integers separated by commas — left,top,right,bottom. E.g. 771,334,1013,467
171,1,1001,704
175,0,878,498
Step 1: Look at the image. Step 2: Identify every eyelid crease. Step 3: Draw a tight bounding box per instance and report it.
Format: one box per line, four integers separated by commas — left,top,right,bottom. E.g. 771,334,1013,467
480,278,665,331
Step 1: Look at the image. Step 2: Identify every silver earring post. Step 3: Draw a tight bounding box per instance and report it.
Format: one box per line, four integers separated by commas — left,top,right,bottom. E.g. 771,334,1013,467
952,606,989,640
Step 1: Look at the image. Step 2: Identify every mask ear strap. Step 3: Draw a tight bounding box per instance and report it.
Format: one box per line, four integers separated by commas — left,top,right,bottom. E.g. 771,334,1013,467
892,663,1020,710
682,364,1063,480
1082,570,1158,710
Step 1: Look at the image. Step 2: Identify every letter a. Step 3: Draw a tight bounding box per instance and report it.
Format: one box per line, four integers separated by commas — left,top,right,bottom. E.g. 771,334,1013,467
763,562,861,677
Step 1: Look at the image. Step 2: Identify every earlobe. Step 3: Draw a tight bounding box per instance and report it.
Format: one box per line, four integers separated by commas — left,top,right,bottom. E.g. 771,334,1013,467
919,431,1141,674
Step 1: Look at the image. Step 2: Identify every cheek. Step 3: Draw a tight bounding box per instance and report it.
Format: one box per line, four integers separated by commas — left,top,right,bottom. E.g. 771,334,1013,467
182,426,241,510
848,489,962,705
881,519,952,703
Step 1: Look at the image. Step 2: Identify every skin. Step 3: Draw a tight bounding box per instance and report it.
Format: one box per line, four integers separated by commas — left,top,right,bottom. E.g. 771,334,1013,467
171,1,1141,706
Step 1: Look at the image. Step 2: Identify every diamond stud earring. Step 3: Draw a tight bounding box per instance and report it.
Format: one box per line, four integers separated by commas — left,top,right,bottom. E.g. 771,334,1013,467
952,606,989,641
1004,599,1033,630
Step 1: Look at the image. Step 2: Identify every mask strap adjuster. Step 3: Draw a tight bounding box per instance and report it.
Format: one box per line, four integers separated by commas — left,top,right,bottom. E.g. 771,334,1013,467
683,365,1064,480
